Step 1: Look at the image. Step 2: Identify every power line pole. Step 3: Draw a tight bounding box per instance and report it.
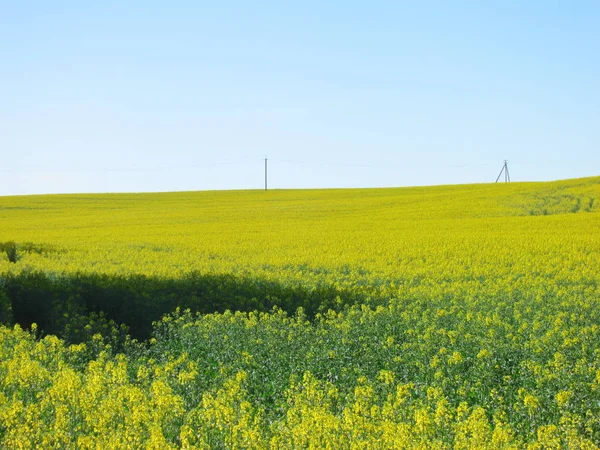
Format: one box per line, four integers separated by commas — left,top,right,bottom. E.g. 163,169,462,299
495,160,510,183
264,157,268,191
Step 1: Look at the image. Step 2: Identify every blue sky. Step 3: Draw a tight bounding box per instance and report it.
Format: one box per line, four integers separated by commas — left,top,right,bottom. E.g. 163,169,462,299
1,1,599,195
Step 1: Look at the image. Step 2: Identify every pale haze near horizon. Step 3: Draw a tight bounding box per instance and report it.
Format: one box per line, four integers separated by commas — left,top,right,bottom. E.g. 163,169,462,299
1,1,599,196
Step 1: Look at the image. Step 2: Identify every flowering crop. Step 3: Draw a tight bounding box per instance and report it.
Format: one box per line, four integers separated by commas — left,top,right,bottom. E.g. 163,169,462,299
1,177,600,448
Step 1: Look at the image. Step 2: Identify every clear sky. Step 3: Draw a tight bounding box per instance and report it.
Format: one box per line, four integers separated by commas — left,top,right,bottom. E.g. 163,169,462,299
1,1,599,195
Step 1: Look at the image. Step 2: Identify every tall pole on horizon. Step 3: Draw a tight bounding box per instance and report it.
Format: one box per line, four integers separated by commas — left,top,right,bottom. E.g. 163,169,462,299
265,157,268,191
496,160,510,183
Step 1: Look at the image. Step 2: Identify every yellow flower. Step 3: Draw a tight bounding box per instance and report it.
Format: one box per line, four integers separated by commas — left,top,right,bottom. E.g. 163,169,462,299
448,351,464,365
555,390,572,407
524,394,539,412
377,370,395,385
477,349,491,359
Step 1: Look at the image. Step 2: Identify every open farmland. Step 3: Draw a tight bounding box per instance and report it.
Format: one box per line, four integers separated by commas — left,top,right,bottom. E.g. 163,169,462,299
1,177,600,448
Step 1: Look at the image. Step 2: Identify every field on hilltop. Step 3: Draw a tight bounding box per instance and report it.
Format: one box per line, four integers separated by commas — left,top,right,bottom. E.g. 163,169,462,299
1,177,600,448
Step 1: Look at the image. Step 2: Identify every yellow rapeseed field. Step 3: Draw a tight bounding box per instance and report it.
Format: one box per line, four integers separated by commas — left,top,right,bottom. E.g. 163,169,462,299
1,176,600,448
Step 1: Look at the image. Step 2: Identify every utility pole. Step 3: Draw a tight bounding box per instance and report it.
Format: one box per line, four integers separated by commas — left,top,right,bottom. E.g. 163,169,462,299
264,156,268,191
495,160,510,183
